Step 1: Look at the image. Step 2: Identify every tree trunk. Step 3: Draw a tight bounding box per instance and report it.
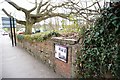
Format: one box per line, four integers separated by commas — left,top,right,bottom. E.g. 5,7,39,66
25,13,34,35
25,22,33,34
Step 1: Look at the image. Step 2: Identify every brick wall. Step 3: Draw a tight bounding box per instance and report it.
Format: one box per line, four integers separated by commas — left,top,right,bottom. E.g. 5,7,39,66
18,40,55,68
17,37,81,78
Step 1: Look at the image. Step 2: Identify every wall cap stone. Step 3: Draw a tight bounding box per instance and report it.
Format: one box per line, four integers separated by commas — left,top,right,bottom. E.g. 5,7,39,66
52,37,79,45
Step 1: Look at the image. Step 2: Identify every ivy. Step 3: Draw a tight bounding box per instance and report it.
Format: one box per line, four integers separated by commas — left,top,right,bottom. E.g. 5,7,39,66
76,4,120,79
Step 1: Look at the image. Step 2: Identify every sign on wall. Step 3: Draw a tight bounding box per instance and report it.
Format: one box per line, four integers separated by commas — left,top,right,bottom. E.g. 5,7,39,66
55,44,68,63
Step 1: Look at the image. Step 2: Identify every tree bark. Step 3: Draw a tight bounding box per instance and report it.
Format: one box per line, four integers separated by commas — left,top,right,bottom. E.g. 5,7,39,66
24,13,35,34
25,21,33,34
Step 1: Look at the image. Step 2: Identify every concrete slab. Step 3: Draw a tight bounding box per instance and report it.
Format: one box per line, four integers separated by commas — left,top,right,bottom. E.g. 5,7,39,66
0,34,62,78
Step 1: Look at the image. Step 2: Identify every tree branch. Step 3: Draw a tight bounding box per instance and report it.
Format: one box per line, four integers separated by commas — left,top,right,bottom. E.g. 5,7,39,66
40,3,50,13
80,14,92,23
2,8,13,18
37,0,50,14
65,1,100,14
36,0,43,13
28,0,37,12
48,2,69,12
31,1,69,19
2,8,26,25
41,1,49,7
35,13,69,23
96,0,101,10
16,20,26,25
5,0,28,13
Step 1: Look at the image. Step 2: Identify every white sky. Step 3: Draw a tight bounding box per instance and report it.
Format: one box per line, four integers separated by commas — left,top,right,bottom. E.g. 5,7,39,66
0,0,106,18
0,0,111,27
0,0,37,20
0,0,66,18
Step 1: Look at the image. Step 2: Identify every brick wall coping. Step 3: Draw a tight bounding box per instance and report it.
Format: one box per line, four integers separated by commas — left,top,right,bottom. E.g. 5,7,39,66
51,37,79,45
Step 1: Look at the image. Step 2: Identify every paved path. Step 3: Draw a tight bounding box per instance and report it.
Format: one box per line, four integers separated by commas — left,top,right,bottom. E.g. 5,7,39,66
0,34,61,78
0,34,2,79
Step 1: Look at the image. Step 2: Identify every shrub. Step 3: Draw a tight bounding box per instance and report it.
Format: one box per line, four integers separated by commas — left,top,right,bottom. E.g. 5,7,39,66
17,31,61,42
17,34,24,41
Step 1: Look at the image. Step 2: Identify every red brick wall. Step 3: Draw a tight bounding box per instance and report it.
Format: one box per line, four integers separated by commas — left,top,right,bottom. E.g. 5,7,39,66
17,38,80,78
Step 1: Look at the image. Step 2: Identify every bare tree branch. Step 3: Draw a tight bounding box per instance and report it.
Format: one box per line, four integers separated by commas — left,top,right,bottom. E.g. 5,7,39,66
64,0,102,23
86,1,99,9
40,3,50,13
80,14,92,22
36,0,43,13
32,2,69,18
16,20,26,25
2,8,13,18
26,0,36,4
41,1,49,7
3,0,101,34
36,13,69,23
36,0,50,14
96,0,102,10
2,8,26,25
5,0,28,13
90,0,97,10
28,0,37,12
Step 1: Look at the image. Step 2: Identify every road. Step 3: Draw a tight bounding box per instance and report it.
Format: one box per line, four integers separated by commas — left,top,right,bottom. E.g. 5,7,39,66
0,34,61,78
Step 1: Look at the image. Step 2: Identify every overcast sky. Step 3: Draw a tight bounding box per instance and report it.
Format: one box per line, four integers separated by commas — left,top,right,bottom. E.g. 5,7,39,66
0,0,105,18
0,0,67,27
0,0,38,20
0,0,66,18
0,0,108,27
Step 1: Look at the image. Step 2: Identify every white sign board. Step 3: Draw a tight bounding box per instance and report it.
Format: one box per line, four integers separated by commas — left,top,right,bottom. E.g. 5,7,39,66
55,44,68,63
2,17,16,28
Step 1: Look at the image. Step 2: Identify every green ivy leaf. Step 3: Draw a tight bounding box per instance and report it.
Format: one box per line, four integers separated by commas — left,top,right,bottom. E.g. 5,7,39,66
112,20,118,26
94,32,99,37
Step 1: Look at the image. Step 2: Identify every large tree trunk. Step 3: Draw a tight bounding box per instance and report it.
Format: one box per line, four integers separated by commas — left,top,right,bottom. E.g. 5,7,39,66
25,22,33,34
25,14,34,34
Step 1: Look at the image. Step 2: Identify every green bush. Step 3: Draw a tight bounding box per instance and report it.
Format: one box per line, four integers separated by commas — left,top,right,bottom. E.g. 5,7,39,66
17,31,61,42
17,34,24,40
76,3,120,78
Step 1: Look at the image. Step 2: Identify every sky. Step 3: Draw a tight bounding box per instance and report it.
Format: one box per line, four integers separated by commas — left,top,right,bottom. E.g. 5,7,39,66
0,0,66,18
0,0,41,27
0,0,32,27
0,0,65,26
0,0,105,18
0,0,36,19
0,0,111,28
